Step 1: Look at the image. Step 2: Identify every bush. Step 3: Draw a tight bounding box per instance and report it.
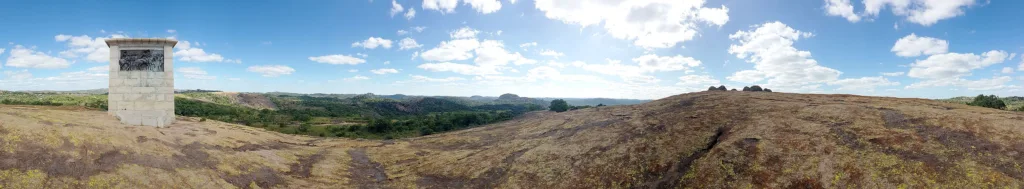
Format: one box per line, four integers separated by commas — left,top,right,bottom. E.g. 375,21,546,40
749,85,763,92
742,86,750,91
708,86,717,91
549,99,569,112
717,85,727,91
764,88,772,92
967,94,1006,110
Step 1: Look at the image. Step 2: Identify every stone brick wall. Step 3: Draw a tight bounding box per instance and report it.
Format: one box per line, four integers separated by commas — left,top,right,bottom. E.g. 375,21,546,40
106,39,177,127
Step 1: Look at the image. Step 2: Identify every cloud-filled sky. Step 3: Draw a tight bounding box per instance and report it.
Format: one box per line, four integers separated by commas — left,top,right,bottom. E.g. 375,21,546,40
0,0,1022,99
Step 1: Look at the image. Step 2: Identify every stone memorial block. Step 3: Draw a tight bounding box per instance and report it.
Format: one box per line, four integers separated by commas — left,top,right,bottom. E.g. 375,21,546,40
105,38,177,127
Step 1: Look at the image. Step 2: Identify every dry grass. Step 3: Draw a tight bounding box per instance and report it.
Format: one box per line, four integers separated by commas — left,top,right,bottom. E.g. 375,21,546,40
0,91,1022,188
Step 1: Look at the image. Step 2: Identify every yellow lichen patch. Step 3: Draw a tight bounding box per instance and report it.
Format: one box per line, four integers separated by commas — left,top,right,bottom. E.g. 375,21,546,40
0,169,48,189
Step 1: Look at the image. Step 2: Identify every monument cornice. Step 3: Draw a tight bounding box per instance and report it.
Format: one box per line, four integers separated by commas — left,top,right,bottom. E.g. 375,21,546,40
105,38,178,47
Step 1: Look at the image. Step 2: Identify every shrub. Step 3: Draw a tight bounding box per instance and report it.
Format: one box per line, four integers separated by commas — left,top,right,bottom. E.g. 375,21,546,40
742,86,750,91
717,85,727,91
967,94,1006,110
549,99,569,112
764,88,772,92
708,86,718,91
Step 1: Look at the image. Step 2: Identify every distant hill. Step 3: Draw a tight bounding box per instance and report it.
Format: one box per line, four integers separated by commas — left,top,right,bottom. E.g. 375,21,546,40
1,91,1022,188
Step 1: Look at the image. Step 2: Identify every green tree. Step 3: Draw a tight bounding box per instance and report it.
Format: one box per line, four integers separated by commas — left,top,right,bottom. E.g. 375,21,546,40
968,94,1007,110
717,85,727,91
764,88,772,92
549,99,569,112
742,86,750,91
708,86,717,91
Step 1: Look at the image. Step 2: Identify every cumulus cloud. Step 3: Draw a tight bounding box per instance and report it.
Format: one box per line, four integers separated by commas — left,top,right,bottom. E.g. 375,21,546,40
450,27,480,39
370,68,399,74
412,26,427,32
539,49,564,59
1001,67,1013,74
54,34,127,62
3,70,33,80
572,54,702,84
824,0,860,22
390,0,405,17
344,75,370,81
891,33,948,57
0,66,109,91
534,0,729,49
906,76,1017,91
677,75,721,87
399,37,423,50
881,72,905,76
727,21,841,90
907,50,1008,79
397,30,409,35
175,40,238,63
178,67,217,80
865,0,977,26
405,8,417,20
402,74,466,83
418,62,500,75
827,0,978,26
308,54,367,65
352,37,393,49
5,45,72,69
828,76,900,91
421,39,480,62
519,42,537,50
423,0,502,14
246,65,295,77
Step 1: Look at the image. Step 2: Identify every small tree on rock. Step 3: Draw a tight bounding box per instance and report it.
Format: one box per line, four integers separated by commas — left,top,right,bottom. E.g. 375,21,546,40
549,99,569,112
708,86,718,91
742,86,751,91
764,88,772,92
717,85,727,91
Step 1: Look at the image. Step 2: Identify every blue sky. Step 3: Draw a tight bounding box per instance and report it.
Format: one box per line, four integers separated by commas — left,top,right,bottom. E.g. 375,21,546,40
0,0,1022,99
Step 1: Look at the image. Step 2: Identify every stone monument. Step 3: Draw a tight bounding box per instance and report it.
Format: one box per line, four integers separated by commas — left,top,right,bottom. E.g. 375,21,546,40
105,38,177,127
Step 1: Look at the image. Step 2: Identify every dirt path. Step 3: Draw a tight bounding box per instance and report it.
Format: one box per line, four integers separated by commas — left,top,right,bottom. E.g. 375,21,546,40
346,148,388,189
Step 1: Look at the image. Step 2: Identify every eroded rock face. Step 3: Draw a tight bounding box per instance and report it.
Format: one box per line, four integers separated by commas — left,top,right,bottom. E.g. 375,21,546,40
1,91,1023,188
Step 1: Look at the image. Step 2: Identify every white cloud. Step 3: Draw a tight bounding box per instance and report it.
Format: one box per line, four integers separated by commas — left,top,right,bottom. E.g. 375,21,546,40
397,30,409,35
463,0,502,14
178,67,217,80
881,72,905,76
824,0,861,22
421,39,480,62
175,40,238,63
348,69,358,73
3,70,33,80
167,29,177,33
828,76,900,91
405,8,417,20
519,42,537,50
677,75,720,87
423,0,459,14
352,37,393,49
418,62,500,75
534,0,729,49
390,0,405,17
399,37,423,50
86,65,108,72
246,65,295,77
450,27,480,39
412,26,427,32
0,48,5,55
474,40,536,66
907,50,1008,79
864,0,977,26
345,75,370,81
891,33,948,57
5,45,72,69
308,54,367,65
906,76,1017,91
403,74,466,83
422,0,502,14
228,78,241,81
370,68,399,74
573,54,701,84
384,61,391,65
998,67,1013,74
539,49,564,59
632,54,701,72
727,21,841,90
356,53,369,58
54,34,127,62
